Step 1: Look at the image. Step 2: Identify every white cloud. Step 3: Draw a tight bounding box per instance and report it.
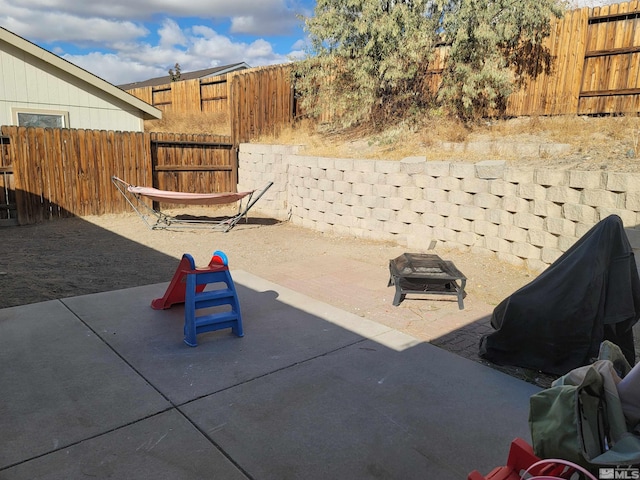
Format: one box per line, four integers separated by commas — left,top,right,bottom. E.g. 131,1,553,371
54,22,293,85
248,39,276,57
4,0,305,35
230,13,301,36
291,39,307,51
0,0,307,85
230,16,261,35
0,5,148,44
63,52,167,85
158,18,186,48
188,26,290,68
287,49,306,61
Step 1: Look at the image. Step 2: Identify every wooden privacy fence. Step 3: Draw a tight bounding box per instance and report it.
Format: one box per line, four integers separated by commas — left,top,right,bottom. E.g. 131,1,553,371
9,3,640,226
433,1,640,116
127,77,229,115
228,65,295,143
0,135,16,226
125,64,294,143
124,1,640,122
401,1,640,116
0,126,237,225
578,2,640,114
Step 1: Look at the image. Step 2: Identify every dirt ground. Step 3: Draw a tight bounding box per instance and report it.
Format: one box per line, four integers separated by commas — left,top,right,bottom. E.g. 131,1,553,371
283,115,640,173
0,209,531,310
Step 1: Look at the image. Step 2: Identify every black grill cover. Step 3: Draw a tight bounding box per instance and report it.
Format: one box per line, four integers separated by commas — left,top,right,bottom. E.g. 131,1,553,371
479,215,640,375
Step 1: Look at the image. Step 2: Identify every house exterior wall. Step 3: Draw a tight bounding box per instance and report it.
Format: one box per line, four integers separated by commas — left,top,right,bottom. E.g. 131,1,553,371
0,41,144,132
238,143,640,273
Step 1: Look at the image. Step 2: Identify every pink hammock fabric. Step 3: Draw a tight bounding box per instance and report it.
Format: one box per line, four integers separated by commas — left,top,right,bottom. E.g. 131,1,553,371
127,185,253,206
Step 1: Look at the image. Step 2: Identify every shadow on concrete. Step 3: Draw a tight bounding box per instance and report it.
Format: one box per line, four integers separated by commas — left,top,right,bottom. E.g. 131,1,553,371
0,216,540,479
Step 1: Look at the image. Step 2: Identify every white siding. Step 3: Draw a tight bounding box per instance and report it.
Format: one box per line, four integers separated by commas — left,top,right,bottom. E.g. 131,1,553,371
0,42,145,132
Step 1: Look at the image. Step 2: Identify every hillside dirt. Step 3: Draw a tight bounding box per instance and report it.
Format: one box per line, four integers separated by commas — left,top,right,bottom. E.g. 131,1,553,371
282,114,640,172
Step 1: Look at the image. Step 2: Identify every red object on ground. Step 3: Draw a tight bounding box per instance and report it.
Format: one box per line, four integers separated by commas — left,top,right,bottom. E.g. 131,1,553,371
467,438,576,480
150,253,227,310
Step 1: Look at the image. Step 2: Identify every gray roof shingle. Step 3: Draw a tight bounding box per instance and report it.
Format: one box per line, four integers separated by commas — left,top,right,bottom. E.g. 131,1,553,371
118,62,250,90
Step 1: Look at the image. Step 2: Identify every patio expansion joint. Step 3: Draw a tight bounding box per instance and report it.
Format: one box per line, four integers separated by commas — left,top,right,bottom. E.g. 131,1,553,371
169,337,376,478
56,299,257,480
176,335,374,410
59,299,176,406
0,407,176,473
52,300,372,480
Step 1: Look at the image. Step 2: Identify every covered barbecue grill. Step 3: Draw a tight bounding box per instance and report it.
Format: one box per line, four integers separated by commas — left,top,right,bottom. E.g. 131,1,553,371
479,215,640,375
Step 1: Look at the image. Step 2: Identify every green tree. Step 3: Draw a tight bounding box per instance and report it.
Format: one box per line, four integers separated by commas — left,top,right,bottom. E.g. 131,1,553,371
439,0,564,120
295,0,443,129
168,63,182,82
295,0,565,126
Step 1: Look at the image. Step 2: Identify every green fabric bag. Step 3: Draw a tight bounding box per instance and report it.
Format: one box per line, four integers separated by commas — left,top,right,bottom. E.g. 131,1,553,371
530,366,607,468
529,362,640,468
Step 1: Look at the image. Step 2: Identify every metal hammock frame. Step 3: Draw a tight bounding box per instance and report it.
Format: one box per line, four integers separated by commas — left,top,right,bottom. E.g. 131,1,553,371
111,176,274,232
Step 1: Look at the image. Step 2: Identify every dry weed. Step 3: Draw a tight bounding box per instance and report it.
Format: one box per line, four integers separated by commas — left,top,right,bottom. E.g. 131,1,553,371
145,111,230,135
420,117,470,144
145,110,640,166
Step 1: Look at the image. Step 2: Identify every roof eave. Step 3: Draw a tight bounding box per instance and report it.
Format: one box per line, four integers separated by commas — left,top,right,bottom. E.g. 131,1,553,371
0,27,162,120
201,62,251,79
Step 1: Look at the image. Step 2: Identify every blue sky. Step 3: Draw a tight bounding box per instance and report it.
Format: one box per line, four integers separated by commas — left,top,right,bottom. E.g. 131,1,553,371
0,0,618,87
0,0,315,85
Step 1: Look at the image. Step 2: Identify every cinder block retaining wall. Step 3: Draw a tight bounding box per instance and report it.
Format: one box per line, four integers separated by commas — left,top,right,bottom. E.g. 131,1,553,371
238,143,640,272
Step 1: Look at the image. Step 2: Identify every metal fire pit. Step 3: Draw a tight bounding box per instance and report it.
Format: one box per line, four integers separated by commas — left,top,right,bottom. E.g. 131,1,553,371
388,253,467,309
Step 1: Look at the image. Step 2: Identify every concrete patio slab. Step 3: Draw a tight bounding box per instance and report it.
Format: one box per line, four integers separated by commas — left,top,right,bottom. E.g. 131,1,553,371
60,271,393,405
0,301,170,469
0,410,247,480
0,271,540,479
181,328,539,479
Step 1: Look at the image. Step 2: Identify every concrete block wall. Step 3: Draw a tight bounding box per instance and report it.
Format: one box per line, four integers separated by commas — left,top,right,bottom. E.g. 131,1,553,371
237,143,298,220
239,143,640,272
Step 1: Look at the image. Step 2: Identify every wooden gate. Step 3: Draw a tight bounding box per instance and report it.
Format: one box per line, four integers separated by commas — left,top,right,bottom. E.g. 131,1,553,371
150,132,238,208
0,135,17,226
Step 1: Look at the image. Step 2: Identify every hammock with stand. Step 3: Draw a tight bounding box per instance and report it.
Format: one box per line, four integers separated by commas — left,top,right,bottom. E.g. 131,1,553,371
111,176,274,232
